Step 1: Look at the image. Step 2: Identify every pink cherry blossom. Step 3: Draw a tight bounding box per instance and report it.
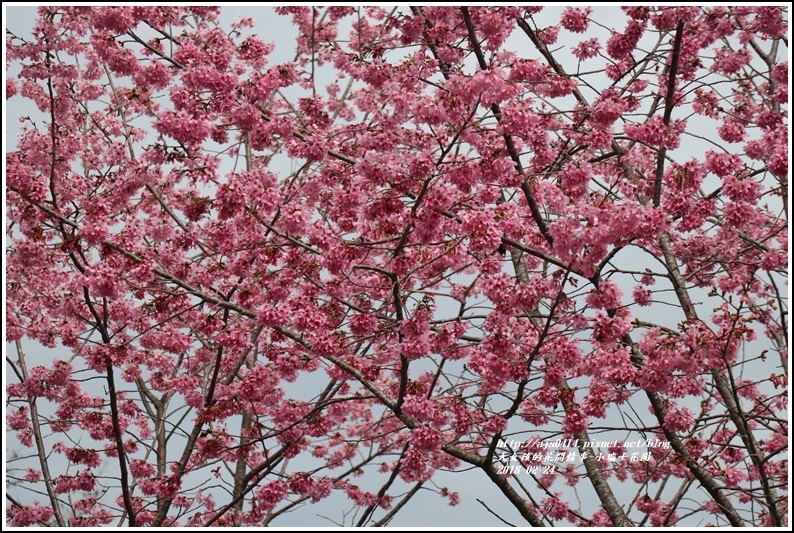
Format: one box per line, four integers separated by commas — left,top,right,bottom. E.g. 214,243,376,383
560,8,591,34
5,5,787,528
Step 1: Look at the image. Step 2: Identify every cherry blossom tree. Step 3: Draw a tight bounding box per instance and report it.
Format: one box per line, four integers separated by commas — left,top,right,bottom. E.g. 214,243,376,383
5,6,788,527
